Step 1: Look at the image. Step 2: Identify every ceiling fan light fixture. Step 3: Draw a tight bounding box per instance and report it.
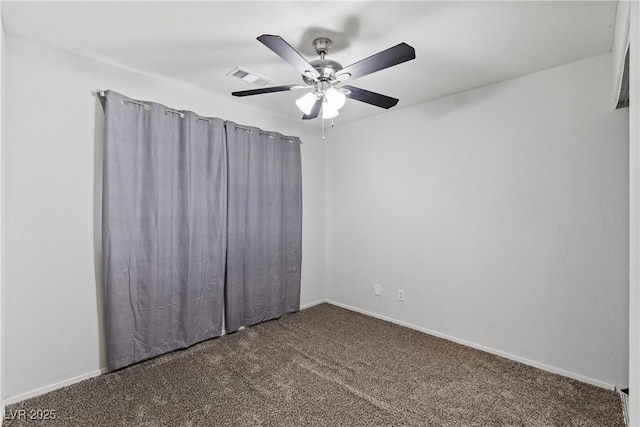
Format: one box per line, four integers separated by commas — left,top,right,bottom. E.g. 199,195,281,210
322,103,339,120
296,92,317,115
325,87,346,110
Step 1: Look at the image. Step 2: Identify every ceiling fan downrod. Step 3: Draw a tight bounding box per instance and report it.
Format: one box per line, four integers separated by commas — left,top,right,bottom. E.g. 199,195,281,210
313,37,331,60
302,37,346,86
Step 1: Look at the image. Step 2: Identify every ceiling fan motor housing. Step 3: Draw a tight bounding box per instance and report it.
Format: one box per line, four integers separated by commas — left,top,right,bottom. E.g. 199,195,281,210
303,59,343,85
301,37,344,85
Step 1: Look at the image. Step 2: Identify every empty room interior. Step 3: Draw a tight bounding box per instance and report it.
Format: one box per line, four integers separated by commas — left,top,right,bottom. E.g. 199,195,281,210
0,1,639,426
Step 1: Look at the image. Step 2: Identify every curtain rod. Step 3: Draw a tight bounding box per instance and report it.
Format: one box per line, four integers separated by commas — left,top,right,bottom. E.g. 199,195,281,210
97,90,302,143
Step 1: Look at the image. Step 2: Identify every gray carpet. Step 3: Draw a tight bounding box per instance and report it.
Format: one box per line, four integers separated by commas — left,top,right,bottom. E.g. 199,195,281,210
4,304,624,426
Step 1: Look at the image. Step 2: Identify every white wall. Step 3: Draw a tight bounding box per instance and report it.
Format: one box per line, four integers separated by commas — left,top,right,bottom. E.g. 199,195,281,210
3,34,324,401
325,53,629,389
2,23,630,406
629,1,640,424
0,9,6,417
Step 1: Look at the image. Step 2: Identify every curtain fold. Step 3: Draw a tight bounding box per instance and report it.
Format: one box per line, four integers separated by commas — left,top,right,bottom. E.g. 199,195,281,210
102,91,227,370
225,122,303,333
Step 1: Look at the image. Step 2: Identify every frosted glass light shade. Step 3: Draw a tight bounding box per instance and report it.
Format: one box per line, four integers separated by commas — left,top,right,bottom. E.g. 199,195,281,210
296,92,317,114
325,87,346,110
322,103,339,119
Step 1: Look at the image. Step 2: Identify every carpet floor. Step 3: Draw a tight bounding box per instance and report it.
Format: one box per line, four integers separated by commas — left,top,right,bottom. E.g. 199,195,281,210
4,304,624,426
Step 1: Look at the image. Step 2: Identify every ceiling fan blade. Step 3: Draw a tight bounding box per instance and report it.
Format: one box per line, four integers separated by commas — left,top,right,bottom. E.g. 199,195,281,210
337,43,415,81
302,99,322,120
232,85,299,97
341,85,399,109
258,34,321,80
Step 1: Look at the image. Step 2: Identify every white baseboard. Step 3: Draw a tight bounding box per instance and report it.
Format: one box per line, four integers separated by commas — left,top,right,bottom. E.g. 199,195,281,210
621,391,630,427
3,298,615,408
325,299,616,391
4,368,107,406
300,299,325,310
3,301,325,407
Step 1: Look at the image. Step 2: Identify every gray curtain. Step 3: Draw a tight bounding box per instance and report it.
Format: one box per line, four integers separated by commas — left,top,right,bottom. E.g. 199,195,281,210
225,122,303,333
102,91,227,370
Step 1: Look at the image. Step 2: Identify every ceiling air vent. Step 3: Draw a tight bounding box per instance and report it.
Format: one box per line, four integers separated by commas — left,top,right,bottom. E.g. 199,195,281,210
227,67,272,86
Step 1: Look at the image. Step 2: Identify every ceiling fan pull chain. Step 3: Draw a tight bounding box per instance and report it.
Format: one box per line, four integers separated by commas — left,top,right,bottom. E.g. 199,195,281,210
321,118,326,140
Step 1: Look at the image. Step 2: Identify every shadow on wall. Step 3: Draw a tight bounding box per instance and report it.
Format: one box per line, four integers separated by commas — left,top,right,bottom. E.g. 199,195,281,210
93,95,107,370
418,71,508,119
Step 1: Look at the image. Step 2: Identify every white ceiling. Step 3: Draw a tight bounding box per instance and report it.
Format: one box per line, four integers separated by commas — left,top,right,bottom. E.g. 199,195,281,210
1,1,618,126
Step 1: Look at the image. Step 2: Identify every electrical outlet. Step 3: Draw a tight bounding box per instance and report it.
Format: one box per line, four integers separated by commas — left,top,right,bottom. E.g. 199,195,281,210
398,289,405,301
374,283,382,296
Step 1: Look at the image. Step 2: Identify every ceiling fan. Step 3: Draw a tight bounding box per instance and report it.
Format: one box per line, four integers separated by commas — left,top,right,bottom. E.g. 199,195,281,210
232,34,416,121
